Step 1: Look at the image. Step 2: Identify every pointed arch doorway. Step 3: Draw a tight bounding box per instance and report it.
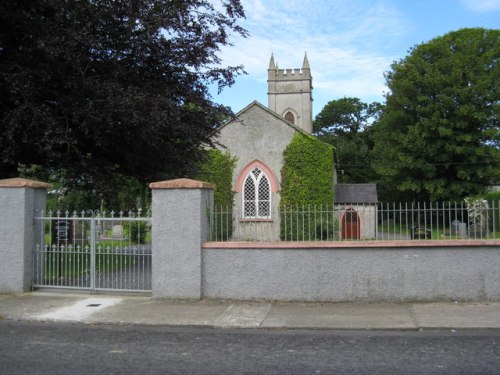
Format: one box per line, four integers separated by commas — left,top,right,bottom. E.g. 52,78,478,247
341,208,360,240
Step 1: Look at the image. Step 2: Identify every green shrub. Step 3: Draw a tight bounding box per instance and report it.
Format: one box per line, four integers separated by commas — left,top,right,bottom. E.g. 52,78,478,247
129,221,148,243
280,205,337,241
485,190,500,204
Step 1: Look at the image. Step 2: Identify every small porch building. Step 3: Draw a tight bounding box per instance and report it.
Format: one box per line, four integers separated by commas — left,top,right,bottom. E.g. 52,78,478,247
334,184,378,240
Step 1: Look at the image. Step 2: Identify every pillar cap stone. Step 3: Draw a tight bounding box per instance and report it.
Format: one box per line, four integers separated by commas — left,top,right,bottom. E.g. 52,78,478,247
0,177,52,189
149,178,215,190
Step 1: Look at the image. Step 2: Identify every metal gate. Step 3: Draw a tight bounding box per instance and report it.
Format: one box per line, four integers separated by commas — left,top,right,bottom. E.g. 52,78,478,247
33,210,152,293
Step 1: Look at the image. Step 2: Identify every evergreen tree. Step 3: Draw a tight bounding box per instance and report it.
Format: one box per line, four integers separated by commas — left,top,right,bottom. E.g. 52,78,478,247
313,97,380,183
372,28,500,201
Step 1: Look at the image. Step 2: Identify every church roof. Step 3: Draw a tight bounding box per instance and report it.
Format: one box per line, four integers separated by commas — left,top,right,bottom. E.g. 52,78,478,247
219,100,307,134
334,184,378,204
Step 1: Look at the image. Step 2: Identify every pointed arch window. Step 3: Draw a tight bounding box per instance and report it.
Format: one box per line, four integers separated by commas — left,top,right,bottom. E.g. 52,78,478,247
284,111,295,124
243,167,271,219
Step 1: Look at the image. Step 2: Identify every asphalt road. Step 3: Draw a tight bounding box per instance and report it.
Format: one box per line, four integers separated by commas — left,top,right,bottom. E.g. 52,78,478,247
1,321,499,374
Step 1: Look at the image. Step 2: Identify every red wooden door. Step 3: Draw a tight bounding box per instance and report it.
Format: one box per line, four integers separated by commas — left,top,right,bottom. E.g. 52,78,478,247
341,208,360,239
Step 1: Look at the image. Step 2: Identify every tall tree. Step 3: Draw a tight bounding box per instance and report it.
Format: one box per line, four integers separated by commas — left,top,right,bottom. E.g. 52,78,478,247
313,97,380,183
372,28,500,201
0,0,247,196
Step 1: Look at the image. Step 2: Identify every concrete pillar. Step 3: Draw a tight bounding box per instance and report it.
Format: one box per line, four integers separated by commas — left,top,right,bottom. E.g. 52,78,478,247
149,178,215,299
0,178,51,293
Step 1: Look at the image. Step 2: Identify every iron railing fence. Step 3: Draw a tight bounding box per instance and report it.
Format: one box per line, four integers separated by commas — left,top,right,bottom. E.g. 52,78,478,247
33,209,152,292
209,201,500,242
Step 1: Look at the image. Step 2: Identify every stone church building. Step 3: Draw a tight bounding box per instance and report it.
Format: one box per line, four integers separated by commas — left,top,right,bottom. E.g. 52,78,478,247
214,54,377,241
214,54,313,240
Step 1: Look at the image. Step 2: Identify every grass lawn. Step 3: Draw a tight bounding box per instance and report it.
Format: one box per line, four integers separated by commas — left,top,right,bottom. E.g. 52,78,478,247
377,222,500,240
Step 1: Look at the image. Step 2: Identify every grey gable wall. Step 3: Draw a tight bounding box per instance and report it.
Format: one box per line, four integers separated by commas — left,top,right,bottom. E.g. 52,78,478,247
215,102,300,240
216,102,298,189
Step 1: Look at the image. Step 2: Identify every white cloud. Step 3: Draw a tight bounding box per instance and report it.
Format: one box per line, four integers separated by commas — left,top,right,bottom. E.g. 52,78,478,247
220,0,405,102
309,47,391,109
461,0,500,12
213,0,499,113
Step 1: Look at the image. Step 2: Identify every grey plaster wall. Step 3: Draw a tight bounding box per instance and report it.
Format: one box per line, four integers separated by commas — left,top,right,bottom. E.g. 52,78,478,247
202,247,500,302
334,205,378,240
216,103,299,240
0,187,46,292
151,187,213,299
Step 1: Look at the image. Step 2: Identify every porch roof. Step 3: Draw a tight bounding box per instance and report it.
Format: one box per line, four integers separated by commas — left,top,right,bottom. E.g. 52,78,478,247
334,183,378,204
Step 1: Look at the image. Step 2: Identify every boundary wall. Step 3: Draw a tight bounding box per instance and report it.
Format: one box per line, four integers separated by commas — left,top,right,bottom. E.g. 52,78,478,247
150,179,500,302
202,241,500,302
1,178,499,302
0,178,50,293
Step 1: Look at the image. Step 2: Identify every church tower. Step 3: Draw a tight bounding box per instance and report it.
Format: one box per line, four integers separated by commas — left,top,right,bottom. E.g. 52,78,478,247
267,53,313,133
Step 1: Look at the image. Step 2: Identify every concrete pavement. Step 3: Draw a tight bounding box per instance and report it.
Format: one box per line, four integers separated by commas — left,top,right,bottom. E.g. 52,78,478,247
1,291,500,330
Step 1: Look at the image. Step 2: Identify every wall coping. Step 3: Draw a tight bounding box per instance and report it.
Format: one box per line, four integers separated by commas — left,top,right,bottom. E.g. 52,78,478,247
0,177,52,189
203,239,500,249
149,178,215,190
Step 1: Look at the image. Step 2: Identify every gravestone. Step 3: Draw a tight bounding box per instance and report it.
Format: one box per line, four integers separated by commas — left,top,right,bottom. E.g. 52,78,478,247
51,219,87,244
52,219,73,243
451,220,467,239
50,219,75,279
112,224,125,239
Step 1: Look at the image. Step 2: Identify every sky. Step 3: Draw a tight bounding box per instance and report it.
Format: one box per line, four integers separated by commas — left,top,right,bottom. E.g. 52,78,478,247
209,0,500,117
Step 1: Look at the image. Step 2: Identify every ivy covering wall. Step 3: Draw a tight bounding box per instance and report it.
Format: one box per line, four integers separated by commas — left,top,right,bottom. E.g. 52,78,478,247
195,149,237,241
196,149,237,207
281,132,335,206
280,133,335,240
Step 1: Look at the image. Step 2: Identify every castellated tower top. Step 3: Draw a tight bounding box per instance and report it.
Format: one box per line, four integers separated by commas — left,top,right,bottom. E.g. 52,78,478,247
267,53,313,133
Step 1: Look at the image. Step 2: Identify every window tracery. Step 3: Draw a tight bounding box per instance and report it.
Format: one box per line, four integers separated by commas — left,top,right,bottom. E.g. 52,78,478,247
243,167,271,219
